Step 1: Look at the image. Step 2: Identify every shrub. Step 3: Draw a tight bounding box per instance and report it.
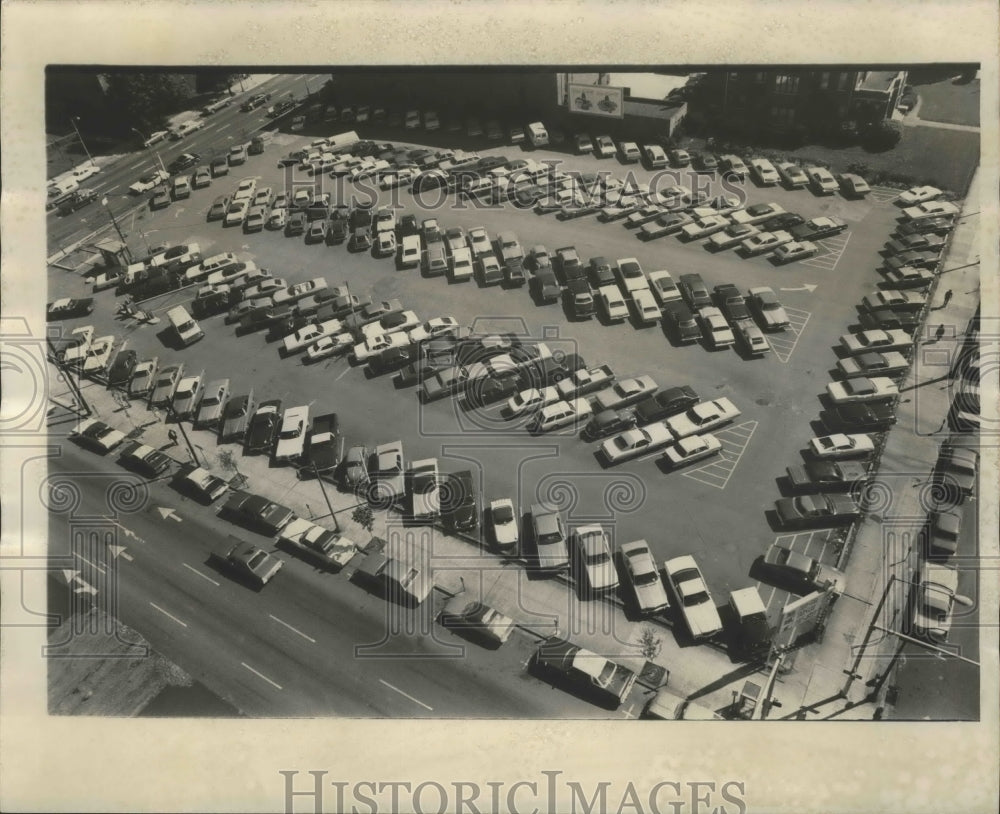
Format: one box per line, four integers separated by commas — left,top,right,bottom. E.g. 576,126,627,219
864,120,903,152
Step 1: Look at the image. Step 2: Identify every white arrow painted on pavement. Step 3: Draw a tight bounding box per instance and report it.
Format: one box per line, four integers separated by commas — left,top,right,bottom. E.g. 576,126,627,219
73,578,97,595
107,545,134,562
62,569,80,585
780,284,818,293
156,507,182,522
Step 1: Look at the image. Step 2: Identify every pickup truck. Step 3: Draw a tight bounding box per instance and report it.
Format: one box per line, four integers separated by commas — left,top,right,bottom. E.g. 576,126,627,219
277,517,357,570
210,536,284,587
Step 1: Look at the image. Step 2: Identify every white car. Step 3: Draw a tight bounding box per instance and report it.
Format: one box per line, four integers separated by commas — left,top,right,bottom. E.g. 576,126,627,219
81,335,115,374
598,285,630,322
58,325,95,365
901,200,960,221
279,517,357,570
528,398,592,433
128,357,159,398
709,223,760,251
897,185,943,206
809,433,876,460
505,386,561,417
837,351,910,379
698,307,735,348
680,214,731,241
826,377,899,404
666,398,741,439
599,422,674,465
736,322,771,355
224,199,249,226
305,333,353,362
718,154,749,178
353,331,411,364
593,376,658,411
571,525,619,594
614,258,649,294
775,161,809,188
450,248,474,282
407,317,460,344
662,433,723,468
408,458,440,521
467,226,492,256
839,329,912,355
617,141,641,163
619,540,669,615
91,269,123,292
749,158,780,185
488,498,519,552
731,202,787,226
646,270,682,305
631,289,661,325
143,130,169,148
282,319,343,355
171,372,204,419
557,366,615,399
273,277,328,306
663,555,723,640
806,166,839,194
772,240,819,264
128,169,169,194
741,230,793,256
912,562,972,640
274,405,310,463
232,177,257,202
862,290,927,311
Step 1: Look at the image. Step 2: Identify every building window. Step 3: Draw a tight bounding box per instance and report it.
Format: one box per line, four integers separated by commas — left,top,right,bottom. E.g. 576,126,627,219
775,74,800,94
819,71,830,90
729,71,740,81
771,106,796,127
838,72,852,91
755,71,766,84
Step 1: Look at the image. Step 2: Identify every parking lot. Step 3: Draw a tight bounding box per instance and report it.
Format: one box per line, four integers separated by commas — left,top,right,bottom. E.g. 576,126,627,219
50,121,929,636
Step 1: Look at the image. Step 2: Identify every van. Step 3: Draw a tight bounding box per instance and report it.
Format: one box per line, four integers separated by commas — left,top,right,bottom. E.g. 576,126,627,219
728,587,772,661
167,305,204,346
527,122,549,148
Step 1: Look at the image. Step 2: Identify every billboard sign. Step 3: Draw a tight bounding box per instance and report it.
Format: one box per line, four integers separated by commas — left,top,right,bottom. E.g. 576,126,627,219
567,83,625,120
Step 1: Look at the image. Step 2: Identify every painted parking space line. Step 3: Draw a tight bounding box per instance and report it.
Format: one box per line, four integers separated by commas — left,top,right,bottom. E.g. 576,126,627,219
800,232,851,271
870,187,902,204
768,307,811,364
682,420,758,489
756,528,849,613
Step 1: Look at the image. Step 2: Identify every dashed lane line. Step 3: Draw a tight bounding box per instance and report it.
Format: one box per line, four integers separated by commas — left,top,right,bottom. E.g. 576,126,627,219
682,420,758,490
242,662,284,690
269,614,317,643
379,678,433,711
182,562,220,586
149,602,188,628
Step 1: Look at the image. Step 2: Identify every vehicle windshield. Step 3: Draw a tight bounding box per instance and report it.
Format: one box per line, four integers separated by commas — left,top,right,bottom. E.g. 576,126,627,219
280,422,302,439
247,552,267,569
493,506,514,523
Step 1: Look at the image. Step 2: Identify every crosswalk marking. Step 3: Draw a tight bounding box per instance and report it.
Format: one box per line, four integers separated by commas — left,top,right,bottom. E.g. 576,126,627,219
800,232,851,271
768,307,811,364
682,420,758,489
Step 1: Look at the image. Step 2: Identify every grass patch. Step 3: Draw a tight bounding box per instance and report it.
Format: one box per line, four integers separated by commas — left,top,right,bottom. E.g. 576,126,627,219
916,78,980,127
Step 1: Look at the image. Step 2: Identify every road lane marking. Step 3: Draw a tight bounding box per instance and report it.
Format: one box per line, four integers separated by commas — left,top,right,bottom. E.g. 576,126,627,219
335,367,351,381
379,678,433,710
269,614,316,643
149,602,188,627
75,552,107,574
242,662,283,690
183,562,220,586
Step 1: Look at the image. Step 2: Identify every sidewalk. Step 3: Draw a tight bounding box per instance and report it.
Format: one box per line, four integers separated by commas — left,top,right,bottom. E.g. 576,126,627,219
768,167,983,719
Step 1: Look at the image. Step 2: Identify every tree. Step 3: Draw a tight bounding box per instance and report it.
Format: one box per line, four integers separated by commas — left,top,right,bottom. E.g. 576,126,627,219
101,72,197,135
638,627,662,660
352,504,375,533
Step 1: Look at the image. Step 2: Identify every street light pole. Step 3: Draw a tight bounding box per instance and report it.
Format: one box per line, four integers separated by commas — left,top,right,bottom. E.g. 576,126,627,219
100,197,132,262
71,116,95,167
131,127,166,173
166,402,201,467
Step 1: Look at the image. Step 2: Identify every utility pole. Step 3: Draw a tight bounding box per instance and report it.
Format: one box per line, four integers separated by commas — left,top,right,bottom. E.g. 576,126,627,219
100,197,133,263
166,402,201,467
131,127,167,173
311,461,340,530
71,116,95,166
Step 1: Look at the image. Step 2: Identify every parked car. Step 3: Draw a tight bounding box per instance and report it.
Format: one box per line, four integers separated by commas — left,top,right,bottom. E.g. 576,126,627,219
900,200,960,222
839,329,912,355
663,555,723,639
531,637,636,708
775,493,861,529
571,525,618,595
786,460,870,493
220,391,255,442
911,562,972,640
809,433,876,460
805,166,839,194
760,544,847,595
773,240,819,264
839,173,871,198
599,422,674,465
666,398,740,438
775,161,809,188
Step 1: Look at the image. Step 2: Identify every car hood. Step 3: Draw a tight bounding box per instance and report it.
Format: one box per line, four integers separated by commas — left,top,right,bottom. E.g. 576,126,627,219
633,577,669,612
684,600,722,637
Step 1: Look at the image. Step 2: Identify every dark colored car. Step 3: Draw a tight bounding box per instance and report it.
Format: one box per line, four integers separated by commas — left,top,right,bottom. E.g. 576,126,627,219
222,490,295,535
581,408,637,442
859,308,921,333
761,212,805,232
106,349,138,388
398,214,419,237
441,469,479,533
790,216,848,241
822,403,897,432
58,188,99,215
531,268,561,303
677,273,711,310
504,257,527,287
167,152,200,174
285,212,307,237
245,399,283,454
894,217,954,237
587,256,615,288
220,391,255,442
149,186,171,210
47,297,94,321
117,439,172,478
210,157,229,177
714,283,750,322
325,217,349,245
693,153,719,172
786,460,870,493
663,303,700,344
633,386,699,425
